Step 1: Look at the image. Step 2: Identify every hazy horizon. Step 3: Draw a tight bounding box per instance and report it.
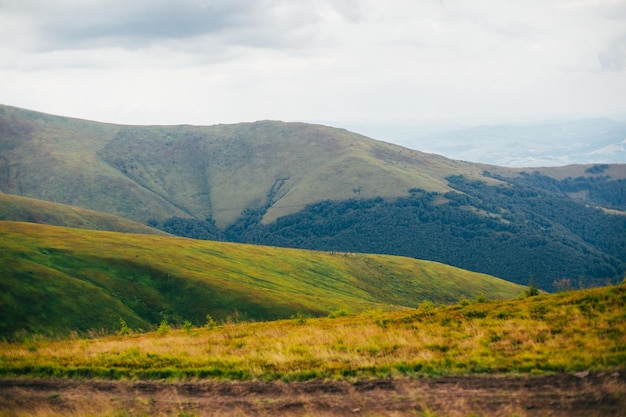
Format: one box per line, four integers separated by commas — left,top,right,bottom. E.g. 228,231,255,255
1,1,624,134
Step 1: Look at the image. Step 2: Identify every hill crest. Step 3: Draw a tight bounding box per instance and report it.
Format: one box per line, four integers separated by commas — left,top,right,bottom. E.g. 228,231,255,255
1,104,493,227
0,192,168,235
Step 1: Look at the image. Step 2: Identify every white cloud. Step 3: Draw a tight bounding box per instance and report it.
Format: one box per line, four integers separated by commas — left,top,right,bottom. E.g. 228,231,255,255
0,0,624,129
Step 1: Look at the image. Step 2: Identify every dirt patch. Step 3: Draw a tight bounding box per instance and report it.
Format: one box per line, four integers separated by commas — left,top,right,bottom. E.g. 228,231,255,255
1,371,624,416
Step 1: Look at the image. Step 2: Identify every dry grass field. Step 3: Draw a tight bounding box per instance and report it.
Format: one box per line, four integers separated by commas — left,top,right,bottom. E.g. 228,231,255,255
1,282,624,416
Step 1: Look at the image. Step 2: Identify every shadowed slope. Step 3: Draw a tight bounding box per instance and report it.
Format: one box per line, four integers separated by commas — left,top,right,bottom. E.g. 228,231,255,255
0,193,168,235
0,221,524,337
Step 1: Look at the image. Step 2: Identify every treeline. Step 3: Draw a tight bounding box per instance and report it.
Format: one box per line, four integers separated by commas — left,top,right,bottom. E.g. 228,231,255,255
155,175,626,292
497,169,626,210
155,217,224,241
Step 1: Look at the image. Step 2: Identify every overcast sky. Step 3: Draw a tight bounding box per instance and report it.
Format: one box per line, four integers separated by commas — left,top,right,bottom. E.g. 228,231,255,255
1,0,625,138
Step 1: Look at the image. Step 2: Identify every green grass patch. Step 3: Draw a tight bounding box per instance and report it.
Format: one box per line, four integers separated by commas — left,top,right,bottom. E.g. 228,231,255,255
0,221,524,338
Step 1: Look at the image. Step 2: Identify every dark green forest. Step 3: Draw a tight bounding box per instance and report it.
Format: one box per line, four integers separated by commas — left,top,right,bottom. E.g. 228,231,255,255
155,173,626,292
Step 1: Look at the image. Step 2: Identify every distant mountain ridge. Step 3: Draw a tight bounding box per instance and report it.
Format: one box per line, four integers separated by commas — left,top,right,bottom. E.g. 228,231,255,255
1,104,625,291
403,118,626,167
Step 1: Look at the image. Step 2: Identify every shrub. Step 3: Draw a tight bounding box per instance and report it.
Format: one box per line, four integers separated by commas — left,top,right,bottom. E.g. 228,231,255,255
418,300,435,312
457,297,470,307
362,308,387,327
474,295,488,304
157,320,170,335
183,320,193,335
205,314,217,330
291,312,308,325
328,308,350,318
118,317,131,336
525,277,540,297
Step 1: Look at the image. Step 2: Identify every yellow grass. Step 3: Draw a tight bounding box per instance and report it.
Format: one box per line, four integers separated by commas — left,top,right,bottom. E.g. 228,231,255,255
2,283,625,382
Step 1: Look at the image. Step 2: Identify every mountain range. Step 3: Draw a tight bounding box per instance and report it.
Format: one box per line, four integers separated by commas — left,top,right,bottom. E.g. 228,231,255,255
1,104,625,292
349,118,626,167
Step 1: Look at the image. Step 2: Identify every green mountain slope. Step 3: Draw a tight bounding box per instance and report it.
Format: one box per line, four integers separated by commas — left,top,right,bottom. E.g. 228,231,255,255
1,104,625,291
0,192,168,235
0,221,524,338
0,104,493,227
213,175,626,292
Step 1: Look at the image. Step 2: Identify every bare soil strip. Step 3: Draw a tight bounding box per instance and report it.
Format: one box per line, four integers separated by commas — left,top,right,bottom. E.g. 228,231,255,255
1,371,624,416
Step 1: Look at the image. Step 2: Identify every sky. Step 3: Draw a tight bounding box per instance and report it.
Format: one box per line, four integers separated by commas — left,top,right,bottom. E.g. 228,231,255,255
1,0,626,141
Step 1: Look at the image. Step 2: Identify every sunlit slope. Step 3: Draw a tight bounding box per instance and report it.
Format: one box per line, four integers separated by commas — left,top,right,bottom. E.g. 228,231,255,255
0,193,168,235
0,221,524,337
0,104,491,227
2,282,624,380
0,106,192,223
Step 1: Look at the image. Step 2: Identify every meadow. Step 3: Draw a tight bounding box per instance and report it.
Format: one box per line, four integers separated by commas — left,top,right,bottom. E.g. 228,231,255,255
2,282,624,382
0,221,523,338
0,282,625,416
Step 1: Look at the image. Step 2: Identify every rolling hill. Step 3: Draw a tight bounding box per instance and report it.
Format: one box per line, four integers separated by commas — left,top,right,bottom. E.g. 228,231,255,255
0,192,168,235
0,221,524,338
2,280,624,381
1,104,625,291
0,104,512,227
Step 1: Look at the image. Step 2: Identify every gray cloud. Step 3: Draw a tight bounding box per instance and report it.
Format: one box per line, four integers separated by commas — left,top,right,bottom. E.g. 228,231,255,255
0,0,624,129
56,2,254,43
3,0,324,51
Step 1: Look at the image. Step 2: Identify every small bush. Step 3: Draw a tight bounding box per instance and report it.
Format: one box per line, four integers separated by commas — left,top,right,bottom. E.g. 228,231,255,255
363,309,386,327
416,300,436,317
205,314,217,329
328,308,350,318
474,295,488,304
291,312,308,325
526,285,540,297
183,320,193,335
525,277,540,297
157,320,170,335
118,317,131,336
529,304,547,320
464,309,488,319
439,317,452,326
457,297,470,307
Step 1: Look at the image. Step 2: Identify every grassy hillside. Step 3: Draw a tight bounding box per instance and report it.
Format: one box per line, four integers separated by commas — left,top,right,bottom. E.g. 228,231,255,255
3,104,625,228
1,282,624,381
219,176,626,291
0,192,168,235
2,104,624,292
0,104,493,227
0,106,194,223
0,221,524,338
